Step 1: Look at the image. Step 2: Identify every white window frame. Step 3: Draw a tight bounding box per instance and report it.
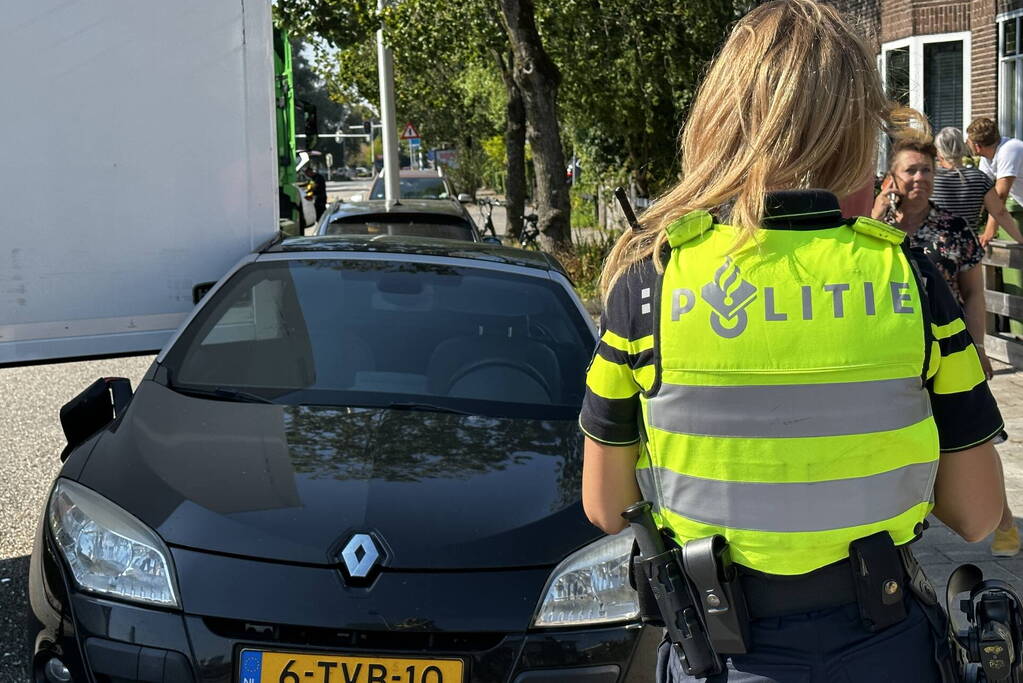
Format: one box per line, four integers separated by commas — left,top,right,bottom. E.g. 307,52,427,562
998,9,1023,138
879,31,972,132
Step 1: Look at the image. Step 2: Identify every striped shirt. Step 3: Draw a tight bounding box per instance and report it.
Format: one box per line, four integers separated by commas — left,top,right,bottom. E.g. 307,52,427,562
932,167,993,230
580,192,1003,452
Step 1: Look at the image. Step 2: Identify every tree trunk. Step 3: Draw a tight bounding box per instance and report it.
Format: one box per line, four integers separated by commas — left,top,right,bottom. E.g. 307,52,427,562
497,0,571,247
496,50,526,240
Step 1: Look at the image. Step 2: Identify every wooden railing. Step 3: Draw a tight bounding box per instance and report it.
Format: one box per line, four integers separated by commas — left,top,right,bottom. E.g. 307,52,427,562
983,240,1023,368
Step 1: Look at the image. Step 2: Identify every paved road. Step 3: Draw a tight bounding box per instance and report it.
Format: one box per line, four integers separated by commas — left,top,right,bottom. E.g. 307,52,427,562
1,343,1021,679
0,354,155,680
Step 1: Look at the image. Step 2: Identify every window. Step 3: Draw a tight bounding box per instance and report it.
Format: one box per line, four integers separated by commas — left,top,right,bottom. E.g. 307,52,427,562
1000,14,1023,139
163,259,594,418
886,47,910,106
924,42,964,132
880,33,971,135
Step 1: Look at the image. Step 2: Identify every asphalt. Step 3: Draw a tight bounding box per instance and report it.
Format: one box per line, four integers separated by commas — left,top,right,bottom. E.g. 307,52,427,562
0,354,156,680
1,299,1022,681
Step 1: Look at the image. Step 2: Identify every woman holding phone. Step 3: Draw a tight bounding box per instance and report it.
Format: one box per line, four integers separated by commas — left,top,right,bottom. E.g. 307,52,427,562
872,131,1019,558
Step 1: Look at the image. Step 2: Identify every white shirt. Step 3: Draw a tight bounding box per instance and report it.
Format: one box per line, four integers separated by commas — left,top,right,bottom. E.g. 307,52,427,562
979,136,1023,206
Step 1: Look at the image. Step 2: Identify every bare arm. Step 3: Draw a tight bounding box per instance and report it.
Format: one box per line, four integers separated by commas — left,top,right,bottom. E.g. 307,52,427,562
981,178,1016,246
958,265,994,380
582,438,641,534
932,441,1004,542
984,187,1023,242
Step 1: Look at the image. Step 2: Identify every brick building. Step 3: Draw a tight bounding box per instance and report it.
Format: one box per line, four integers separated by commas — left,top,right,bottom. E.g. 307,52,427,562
832,0,1023,140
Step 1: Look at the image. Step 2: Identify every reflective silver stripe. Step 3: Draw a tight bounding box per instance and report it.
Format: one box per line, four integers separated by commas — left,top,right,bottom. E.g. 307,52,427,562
648,378,930,438
637,467,658,503
651,461,936,532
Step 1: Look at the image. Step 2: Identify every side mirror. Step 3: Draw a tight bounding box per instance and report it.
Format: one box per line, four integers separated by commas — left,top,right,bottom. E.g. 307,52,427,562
482,236,502,245
457,193,472,203
193,281,216,305
59,377,133,461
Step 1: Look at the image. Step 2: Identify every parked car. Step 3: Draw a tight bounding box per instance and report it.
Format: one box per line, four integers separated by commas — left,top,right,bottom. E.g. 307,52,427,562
351,170,464,205
27,235,656,683
363,170,459,202
354,166,371,178
316,198,491,243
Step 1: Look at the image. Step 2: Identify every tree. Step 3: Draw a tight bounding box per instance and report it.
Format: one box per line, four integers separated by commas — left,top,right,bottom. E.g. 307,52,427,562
496,49,526,239
540,0,741,197
498,0,572,247
275,0,743,227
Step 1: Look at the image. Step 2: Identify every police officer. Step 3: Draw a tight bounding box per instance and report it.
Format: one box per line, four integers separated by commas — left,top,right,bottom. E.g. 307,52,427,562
580,2,1006,681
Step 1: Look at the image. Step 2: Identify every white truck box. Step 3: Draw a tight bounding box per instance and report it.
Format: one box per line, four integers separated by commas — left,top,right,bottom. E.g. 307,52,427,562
0,0,278,365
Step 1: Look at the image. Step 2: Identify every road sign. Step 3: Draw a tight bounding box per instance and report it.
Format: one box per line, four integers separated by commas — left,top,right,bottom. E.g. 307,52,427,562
408,137,420,147
400,122,420,140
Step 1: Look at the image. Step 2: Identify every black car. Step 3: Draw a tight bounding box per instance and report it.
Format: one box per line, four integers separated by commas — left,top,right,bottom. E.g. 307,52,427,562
316,199,491,244
27,236,657,683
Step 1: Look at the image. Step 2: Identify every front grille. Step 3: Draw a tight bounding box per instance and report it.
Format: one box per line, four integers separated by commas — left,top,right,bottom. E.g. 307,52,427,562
203,617,506,653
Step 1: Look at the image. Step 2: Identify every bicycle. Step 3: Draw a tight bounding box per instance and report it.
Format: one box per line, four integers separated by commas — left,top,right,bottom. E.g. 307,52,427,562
520,212,540,250
476,197,502,238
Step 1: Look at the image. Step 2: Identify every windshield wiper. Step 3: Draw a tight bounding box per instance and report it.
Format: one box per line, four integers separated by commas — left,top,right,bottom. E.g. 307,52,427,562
384,401,471,415
172,385,276,404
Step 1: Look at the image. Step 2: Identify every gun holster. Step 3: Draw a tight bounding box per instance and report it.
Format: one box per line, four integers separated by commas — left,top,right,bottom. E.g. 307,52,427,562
624,502,751,678
629,540,666,626
631,536,751,677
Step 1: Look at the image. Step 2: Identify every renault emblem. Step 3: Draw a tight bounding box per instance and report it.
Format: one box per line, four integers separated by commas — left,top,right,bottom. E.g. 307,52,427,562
341,533,380,579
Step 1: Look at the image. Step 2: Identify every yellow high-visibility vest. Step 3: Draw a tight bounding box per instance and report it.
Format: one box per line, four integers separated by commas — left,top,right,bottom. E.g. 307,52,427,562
638,211,939,575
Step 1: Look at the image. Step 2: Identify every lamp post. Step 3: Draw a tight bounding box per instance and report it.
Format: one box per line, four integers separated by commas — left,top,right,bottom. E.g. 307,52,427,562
377,0,400,203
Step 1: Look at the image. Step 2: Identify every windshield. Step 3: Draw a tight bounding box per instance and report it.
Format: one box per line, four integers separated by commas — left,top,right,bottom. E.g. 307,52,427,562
161,259,594,419
325,215,474,242
370,177,449,199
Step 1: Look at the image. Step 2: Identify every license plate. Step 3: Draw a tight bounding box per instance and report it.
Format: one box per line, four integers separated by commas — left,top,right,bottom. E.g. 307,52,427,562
239,650,464,683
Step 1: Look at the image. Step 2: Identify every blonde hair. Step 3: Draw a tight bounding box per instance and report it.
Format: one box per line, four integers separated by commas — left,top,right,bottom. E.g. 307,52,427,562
599,0,888,301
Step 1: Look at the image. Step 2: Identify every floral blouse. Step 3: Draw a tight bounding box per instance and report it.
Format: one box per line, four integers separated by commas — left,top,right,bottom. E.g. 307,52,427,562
883,202,982,302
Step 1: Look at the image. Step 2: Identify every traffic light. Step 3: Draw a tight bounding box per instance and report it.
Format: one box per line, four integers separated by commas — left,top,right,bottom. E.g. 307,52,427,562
363,120,372,136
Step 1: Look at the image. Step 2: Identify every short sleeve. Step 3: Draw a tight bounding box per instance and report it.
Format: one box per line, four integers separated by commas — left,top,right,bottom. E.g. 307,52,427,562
996,140,1023,180
916,251,1004,450
979,156,996,181
579,260,657,446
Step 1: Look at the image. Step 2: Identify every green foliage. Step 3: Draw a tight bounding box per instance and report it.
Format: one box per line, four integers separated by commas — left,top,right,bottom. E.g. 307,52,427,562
555,229,622,303
570,183,598,230
277,0,744,195
480,135,507,193
539,0,741,195
440,145,487,198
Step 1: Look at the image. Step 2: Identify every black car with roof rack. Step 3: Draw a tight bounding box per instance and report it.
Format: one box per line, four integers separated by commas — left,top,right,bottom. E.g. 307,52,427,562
27,235,657,683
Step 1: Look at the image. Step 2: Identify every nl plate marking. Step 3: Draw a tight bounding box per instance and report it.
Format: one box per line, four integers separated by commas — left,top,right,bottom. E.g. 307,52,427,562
239,650,464,683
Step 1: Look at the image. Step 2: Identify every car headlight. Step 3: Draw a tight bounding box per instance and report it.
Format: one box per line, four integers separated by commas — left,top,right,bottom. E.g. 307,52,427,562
48,479,179,608
532,528,639,627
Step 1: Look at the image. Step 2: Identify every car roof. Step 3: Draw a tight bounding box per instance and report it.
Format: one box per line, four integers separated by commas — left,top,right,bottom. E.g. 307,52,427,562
325,199,469,221
262,234,568,276
393,170,444,178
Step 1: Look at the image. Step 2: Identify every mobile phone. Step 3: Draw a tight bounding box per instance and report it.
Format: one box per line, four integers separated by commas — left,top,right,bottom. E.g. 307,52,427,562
887,191,901,213
884,174,901,212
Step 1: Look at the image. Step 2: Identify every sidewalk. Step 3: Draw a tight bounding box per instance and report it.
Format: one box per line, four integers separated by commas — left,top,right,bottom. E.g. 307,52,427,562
917,360,1023,598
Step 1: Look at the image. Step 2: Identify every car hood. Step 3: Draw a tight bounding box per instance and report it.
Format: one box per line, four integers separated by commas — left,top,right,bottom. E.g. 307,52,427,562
77,380,597,569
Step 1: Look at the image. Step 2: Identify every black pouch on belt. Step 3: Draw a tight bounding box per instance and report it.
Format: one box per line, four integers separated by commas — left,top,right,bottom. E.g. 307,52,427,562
848,531,908,632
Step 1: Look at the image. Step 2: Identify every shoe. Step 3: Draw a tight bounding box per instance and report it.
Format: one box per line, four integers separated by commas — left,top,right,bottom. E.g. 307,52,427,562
991,525,1021,557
